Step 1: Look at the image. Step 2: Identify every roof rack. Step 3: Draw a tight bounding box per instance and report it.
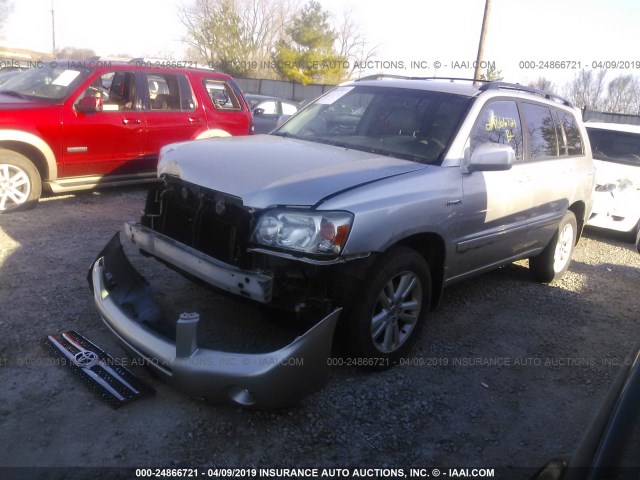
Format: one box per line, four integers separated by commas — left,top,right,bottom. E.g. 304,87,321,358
355,74,410,81
479,82,573,107
355,74,489,83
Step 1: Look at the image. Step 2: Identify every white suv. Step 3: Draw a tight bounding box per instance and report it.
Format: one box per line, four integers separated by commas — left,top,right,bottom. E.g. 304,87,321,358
585,122,640,238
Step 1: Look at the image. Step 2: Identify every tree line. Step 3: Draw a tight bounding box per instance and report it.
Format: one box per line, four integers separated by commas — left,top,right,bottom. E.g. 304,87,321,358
529,71,640,115
4,0,639,116
178,0,374,85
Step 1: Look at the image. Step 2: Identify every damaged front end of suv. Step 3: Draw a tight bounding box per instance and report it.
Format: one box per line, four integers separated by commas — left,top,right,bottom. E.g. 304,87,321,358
89,226,341,409
87,129,420,407
89,78,595,409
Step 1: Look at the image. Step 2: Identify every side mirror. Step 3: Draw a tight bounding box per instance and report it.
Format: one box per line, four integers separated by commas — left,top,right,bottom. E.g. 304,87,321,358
253,107,265,116
76,96,103,113
529,460,566,480
465,143,514,173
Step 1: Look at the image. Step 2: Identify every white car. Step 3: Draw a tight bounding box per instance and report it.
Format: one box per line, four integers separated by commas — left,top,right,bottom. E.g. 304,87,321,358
585,122,640,237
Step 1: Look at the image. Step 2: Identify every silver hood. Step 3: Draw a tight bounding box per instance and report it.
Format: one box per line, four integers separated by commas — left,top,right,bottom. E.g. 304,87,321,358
158,135,427,208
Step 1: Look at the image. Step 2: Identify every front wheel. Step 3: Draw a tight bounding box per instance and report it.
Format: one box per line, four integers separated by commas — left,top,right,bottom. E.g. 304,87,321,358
530,210,577,283
345,246,431,367
0,150,42,213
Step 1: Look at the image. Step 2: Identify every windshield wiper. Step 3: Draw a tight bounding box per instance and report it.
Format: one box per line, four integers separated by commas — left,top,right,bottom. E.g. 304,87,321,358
271,131,298,138
0,90,29,99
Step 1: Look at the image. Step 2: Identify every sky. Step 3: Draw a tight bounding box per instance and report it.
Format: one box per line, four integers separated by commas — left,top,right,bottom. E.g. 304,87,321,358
2,0,640,91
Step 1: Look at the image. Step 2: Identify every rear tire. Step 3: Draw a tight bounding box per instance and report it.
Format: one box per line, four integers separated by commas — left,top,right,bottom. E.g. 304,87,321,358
344,246,431,368
0,150,42,213
530,210,577,283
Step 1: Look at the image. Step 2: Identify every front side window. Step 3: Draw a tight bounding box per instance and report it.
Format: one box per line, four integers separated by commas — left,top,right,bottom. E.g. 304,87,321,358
469,100,523,160
76,71,138,111
522,102,559,160
275,86,472,164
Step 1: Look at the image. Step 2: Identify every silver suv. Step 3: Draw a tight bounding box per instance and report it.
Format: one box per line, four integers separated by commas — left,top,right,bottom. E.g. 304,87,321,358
89,78,594,408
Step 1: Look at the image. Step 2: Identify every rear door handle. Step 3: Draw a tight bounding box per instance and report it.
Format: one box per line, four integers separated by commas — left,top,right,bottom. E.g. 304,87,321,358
188,117,203,124
122,118,141,125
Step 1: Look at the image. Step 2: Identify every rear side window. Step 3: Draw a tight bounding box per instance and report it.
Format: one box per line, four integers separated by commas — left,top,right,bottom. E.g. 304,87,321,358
555,111,583,156
256,100,278,115
204,80,241,110
282,102,298,115
470,100,523,160
521,103,558,160
146,73,195,111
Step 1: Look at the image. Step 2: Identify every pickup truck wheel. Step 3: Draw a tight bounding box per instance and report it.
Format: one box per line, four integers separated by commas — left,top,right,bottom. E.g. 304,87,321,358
0,151,41,213
346,246,431,367
529,210,577,283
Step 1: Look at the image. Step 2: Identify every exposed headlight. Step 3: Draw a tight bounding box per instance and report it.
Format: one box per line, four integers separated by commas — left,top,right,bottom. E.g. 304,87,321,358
595,183,617,193
595,178,635,193
250,209,353,255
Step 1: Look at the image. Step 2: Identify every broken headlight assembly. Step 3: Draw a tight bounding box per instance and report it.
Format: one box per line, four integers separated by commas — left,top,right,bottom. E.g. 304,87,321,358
250,209,353,256
595,178,635,195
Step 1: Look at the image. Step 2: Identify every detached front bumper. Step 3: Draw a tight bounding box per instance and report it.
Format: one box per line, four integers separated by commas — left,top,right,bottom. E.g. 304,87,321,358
587,190,640,233
89,233,339,409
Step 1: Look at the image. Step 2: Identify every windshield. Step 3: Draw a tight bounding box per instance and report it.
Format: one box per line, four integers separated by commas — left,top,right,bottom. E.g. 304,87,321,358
274,85,471,164
587,127,640,167
0,65,90,101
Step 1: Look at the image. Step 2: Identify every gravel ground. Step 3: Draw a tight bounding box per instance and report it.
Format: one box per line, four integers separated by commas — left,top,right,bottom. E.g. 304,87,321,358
0,186,639,480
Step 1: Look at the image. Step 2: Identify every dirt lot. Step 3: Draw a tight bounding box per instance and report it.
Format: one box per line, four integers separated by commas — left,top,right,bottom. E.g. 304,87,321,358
0,186,639,480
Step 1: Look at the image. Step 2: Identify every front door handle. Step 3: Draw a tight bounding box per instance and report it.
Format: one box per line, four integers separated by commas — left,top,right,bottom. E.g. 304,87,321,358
122,118,141,125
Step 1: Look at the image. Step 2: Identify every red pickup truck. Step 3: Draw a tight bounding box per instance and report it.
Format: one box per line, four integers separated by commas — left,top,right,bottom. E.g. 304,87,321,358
0,60,253,213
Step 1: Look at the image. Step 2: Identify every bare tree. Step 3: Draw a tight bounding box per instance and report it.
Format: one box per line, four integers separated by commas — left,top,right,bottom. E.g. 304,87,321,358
564,69,607,110
602,74,640,114
178,0,295,78
56,46,96,60
238,0,295,71
0,0,13,36
334,8,376,80
179,0,244,73
527,77,556,93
